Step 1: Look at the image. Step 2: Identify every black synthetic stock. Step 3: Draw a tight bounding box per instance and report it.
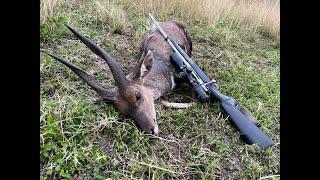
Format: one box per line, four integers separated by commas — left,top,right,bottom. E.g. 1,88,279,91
47,53,109,96
220,98,275,149
64,24,129,93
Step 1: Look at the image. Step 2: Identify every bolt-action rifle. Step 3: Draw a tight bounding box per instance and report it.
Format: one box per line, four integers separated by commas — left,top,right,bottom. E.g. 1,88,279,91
148,13,275,150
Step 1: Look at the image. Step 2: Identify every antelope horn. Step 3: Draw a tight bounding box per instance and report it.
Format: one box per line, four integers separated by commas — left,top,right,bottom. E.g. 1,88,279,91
64,24,129,94
47,53,113,97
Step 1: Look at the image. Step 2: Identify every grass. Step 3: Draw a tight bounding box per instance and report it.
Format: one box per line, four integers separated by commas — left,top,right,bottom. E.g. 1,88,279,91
131,0,280,39
40,0,279,179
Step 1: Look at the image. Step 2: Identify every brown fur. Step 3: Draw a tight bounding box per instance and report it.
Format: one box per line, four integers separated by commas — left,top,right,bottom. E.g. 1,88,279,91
134,21,192,100
140,21,192,60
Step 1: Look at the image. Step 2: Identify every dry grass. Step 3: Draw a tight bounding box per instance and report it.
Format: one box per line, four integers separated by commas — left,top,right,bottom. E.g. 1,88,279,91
40,0,77,22
128,0,279,39
92,0,128,33
40,0,279,39
40,0,128,33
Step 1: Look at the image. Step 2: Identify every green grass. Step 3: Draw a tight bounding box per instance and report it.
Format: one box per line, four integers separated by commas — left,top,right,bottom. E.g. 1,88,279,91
40,2,279,179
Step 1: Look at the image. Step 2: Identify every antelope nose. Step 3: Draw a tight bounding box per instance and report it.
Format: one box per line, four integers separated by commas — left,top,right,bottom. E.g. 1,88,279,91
150,128,157,135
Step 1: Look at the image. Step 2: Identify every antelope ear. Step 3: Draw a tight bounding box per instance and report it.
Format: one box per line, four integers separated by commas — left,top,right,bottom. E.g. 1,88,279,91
132,50,153,84
178,44,188,55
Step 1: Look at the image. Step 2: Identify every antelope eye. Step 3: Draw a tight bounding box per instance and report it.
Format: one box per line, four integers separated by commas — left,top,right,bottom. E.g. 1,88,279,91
135,92,141,102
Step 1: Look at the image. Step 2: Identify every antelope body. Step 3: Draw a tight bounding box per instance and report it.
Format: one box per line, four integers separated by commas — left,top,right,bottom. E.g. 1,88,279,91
48,21,192,135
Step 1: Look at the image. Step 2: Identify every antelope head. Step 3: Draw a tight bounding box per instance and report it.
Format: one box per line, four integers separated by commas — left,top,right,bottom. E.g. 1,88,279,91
47,25,158,135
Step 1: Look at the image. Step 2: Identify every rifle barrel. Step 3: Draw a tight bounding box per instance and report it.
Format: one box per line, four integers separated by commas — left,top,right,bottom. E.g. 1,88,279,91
148,13,169,39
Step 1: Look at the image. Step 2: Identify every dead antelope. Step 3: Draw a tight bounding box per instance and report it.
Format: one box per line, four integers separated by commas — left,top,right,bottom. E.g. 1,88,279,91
47,21,192,135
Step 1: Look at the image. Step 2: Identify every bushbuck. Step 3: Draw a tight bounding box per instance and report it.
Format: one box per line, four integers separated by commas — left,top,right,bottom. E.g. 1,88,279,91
47,21,192,135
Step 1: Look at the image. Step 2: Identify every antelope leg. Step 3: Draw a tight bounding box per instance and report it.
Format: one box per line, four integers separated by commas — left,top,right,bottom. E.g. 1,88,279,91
161,100,195,109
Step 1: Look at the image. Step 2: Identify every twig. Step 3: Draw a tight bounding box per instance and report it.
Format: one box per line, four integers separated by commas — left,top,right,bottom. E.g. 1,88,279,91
259,174,280,179
102,171,140,180
145,134,179,144
133,160,185,175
